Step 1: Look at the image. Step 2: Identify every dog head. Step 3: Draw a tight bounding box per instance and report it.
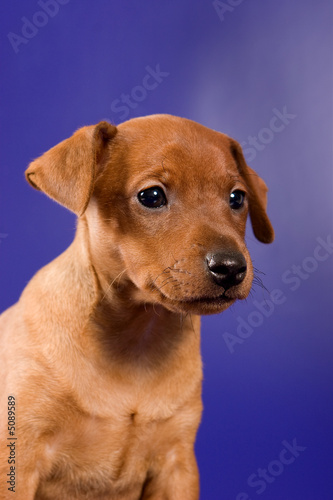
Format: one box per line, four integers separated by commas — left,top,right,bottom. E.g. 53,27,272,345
26,115,274,315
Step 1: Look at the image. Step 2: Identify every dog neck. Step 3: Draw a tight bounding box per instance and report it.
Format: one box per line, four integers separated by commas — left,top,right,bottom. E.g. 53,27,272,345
53,218,200,372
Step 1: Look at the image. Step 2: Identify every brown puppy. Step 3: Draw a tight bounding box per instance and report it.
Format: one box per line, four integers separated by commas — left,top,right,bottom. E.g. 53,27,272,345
0,114,274,500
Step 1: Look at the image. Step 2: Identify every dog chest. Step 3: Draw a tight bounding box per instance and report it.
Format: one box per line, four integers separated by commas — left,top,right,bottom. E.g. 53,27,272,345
36,402,198,499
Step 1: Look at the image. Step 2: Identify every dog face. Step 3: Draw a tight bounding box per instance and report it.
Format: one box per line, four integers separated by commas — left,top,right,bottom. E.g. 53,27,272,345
26,115,274,315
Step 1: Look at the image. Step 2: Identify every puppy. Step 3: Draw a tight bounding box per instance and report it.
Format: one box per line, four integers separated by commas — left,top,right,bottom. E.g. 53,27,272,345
0,114,274,499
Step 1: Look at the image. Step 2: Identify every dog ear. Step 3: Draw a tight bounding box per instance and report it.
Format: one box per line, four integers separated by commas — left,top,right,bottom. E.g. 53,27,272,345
25,121,117,216
230,139,274,244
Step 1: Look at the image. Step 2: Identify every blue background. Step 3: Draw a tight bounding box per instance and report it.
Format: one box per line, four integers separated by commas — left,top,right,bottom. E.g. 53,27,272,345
1,1,332,498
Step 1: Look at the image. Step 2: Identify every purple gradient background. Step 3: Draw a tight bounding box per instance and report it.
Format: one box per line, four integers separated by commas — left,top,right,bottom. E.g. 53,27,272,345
1,1,332,498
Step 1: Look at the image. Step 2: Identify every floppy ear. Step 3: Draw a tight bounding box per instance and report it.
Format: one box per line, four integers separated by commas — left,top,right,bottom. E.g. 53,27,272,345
230,139,274,244
25,121,117,216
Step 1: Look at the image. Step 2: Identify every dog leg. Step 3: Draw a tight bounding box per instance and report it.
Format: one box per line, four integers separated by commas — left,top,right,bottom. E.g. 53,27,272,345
140,449,199,500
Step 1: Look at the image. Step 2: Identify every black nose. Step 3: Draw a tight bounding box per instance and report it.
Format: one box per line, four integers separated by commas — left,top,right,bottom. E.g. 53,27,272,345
206,251,247,290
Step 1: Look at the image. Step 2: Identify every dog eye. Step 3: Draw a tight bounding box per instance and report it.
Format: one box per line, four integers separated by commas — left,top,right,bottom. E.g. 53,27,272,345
229,190,245,210
137,186,167,208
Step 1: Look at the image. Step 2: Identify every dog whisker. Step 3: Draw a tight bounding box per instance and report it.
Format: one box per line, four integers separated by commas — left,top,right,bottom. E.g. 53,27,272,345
251,274,269,294
157,281,175,292
159,275,174,286
253,266,266,276
151,268,171,285
101,269,127,302
151,302,162,317
189,314,195,334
